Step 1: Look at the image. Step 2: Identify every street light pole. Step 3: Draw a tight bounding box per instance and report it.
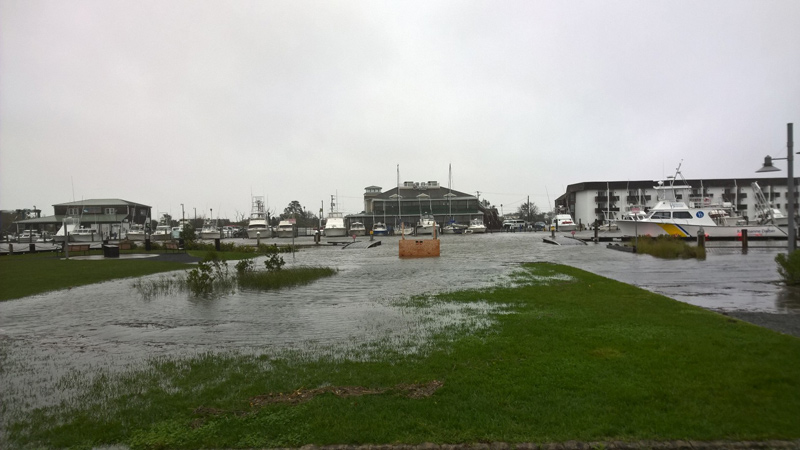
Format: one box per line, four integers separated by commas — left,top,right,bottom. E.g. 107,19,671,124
788,123,795,253
757,123,796,253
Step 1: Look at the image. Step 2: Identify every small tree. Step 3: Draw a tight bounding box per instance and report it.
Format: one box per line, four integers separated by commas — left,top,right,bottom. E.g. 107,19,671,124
776,250,800,285
180,223,196,242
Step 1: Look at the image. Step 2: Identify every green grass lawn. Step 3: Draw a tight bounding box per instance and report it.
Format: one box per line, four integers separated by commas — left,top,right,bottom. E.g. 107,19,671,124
0,250,254,302
5,263,799,449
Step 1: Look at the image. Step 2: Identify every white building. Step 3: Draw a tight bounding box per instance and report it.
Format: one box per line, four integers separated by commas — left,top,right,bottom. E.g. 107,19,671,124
555,177,798,229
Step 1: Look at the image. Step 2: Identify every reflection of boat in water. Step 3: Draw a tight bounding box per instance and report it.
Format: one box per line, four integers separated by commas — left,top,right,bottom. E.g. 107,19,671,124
467,218,486,234
349,221,366,236
247,196,271,238
617,163,786,239
416,214,436,235
276,220,296,238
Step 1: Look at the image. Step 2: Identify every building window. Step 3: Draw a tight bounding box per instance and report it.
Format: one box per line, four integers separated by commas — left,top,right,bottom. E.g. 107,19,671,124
67,207,79,215
105,208,116,215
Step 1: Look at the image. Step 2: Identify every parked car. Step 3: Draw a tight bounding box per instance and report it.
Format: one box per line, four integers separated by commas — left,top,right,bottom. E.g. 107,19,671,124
533,222,547,231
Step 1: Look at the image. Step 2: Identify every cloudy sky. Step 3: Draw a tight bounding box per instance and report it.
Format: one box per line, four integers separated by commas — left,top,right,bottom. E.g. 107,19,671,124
1,0,798,220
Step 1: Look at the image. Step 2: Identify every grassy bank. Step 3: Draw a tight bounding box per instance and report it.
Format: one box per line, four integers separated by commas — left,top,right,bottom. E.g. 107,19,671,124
0,250,256,302
6,263,799,449
634,235,706,259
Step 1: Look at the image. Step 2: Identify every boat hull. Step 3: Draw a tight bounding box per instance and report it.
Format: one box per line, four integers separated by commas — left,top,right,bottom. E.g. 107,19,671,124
247,227,270,239
350,229,366,236
324,228,347,237
151,233,170,242
200,232,221,240
126,232,146,241
617,221,786,239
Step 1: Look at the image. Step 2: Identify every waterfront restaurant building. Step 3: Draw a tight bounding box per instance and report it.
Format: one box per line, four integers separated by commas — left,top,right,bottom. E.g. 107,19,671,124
554,177,798,229
13,199,152,240
350,181,491,232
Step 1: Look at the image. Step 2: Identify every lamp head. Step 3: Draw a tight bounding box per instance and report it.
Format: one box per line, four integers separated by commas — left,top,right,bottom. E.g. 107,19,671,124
756,155,781,173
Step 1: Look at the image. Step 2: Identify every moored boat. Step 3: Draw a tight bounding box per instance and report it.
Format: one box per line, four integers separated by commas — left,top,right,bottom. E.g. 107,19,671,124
151,215,172,241
550,213,577,232
126,223,147,241
467,218,487,234
372,222,389,235
442,221,467,234
617,163,786,239
349,221,366,236
415,214,436,235
276,220,295,238
199,219,220,240
247,196,271,238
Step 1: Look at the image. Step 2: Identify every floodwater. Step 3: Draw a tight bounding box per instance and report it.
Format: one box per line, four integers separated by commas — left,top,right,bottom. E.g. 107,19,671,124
1,233,799,432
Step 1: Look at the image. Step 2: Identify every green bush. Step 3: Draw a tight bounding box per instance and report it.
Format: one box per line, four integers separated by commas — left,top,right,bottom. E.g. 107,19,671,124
775,250,800,285
634,235,706,259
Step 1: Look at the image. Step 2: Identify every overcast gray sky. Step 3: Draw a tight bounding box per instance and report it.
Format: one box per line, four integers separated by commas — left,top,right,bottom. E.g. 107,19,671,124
2,0,798,220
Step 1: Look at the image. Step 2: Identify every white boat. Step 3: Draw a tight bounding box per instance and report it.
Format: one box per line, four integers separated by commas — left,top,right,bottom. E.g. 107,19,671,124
373,222,389,235
467,218,487,234
70,227,99,242
53,217,80,243
276,220,295,238
349,221,366,236
324,212,347,237
442,221,467,234
126,223,147,241
551,213,577,232
416,214,436,235
752,181,789,226
151,215,172,241
324,195,346,237
247,196,271,238
617,163,786,239
17,230,41,242
393,223,413,236
199,218,220,240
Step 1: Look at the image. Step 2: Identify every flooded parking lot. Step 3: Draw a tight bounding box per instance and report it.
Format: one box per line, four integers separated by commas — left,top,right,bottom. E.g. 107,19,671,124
1,233,798,431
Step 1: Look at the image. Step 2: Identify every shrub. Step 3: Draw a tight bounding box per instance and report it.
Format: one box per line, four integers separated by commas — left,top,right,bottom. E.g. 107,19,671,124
775,250,800,285
634,235,706,259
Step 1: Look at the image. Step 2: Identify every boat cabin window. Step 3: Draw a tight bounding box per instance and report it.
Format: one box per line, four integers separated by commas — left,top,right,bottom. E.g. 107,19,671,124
673,211,693,219
651,212,671,219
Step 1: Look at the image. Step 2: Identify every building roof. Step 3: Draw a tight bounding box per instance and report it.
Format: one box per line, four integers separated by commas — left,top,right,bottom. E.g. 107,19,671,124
54,198,151,208
14,213,130,225
370,186,477,201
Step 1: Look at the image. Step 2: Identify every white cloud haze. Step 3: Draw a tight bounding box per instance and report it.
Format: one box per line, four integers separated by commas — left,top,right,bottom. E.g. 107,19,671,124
1,0,798,219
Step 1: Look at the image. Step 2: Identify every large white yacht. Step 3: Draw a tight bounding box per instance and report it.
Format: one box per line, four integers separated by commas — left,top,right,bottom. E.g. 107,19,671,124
247,196,271,239
415,214,436,235
324,195,347,237
616,163,786,239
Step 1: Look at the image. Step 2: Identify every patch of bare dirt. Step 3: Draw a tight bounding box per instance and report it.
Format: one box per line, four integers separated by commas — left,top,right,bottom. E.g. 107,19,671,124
249,379,443,406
